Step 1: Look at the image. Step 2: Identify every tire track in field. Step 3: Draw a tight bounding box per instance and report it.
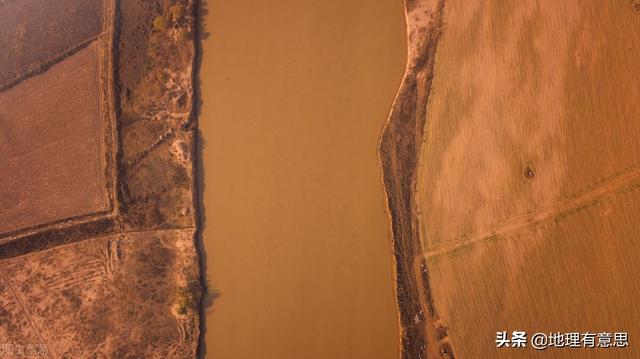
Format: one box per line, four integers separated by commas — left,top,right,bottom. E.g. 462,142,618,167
426,164,640,258
0,271,54,358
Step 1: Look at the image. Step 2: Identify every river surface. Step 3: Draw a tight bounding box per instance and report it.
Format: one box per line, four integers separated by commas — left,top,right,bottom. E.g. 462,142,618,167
199,1,406,357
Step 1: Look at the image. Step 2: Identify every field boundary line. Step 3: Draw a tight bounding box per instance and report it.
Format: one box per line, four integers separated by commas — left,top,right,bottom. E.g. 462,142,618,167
99,0,119,218
0,226,197,265
0,34,103,93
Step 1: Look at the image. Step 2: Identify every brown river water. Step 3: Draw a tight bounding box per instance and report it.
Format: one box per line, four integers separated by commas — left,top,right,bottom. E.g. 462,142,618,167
199,1,406,357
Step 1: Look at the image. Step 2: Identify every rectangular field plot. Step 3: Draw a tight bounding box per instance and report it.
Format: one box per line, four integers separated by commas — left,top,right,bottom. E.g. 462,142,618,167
0,42,110,236
0,0,104,88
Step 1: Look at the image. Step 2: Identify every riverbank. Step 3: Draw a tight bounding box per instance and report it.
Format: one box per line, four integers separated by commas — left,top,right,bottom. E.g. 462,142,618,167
378,1,453,358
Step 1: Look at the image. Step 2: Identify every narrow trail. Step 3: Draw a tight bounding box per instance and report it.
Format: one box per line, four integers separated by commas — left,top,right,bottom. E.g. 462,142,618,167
426,162,640,259
0,271,55,358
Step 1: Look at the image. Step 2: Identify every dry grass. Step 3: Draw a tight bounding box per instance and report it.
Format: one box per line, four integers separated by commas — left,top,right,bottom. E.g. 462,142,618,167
0,229,199,357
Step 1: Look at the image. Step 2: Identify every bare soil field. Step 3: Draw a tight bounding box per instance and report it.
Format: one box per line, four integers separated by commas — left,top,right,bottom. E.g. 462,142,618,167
0,42,109,237
415,0,640,357
0,0,104,90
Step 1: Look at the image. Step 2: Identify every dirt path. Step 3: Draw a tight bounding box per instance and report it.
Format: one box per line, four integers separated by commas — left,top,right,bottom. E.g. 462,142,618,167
426,162,640,259
0,271,54,358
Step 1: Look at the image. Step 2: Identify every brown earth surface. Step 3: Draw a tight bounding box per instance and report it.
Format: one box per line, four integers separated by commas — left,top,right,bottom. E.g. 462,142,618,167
116,0,196,231
0,0,201,356
0,229,199,358
381,0,640,358
3,0,637,357
408,0,640,357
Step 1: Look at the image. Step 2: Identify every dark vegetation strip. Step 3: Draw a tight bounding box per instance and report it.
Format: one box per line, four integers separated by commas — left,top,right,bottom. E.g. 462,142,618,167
378,0,453,358
0,211,113,244
189,0,210,356
0,216,116,260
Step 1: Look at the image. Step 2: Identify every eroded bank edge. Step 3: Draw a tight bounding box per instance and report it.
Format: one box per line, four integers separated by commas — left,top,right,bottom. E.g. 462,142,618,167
378,0,453,358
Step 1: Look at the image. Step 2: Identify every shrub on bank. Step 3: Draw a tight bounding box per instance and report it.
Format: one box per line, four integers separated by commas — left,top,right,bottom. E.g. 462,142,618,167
153,15,169,32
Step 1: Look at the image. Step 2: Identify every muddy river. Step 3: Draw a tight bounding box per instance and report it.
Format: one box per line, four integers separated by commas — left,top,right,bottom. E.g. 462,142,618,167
199,1,406,357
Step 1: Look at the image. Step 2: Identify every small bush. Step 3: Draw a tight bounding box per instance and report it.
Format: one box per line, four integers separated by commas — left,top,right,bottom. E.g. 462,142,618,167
178,29,191,42
174,279,199,315
144,57,154,71
175,286,193,315
169,5,185,22
153,15,169,32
